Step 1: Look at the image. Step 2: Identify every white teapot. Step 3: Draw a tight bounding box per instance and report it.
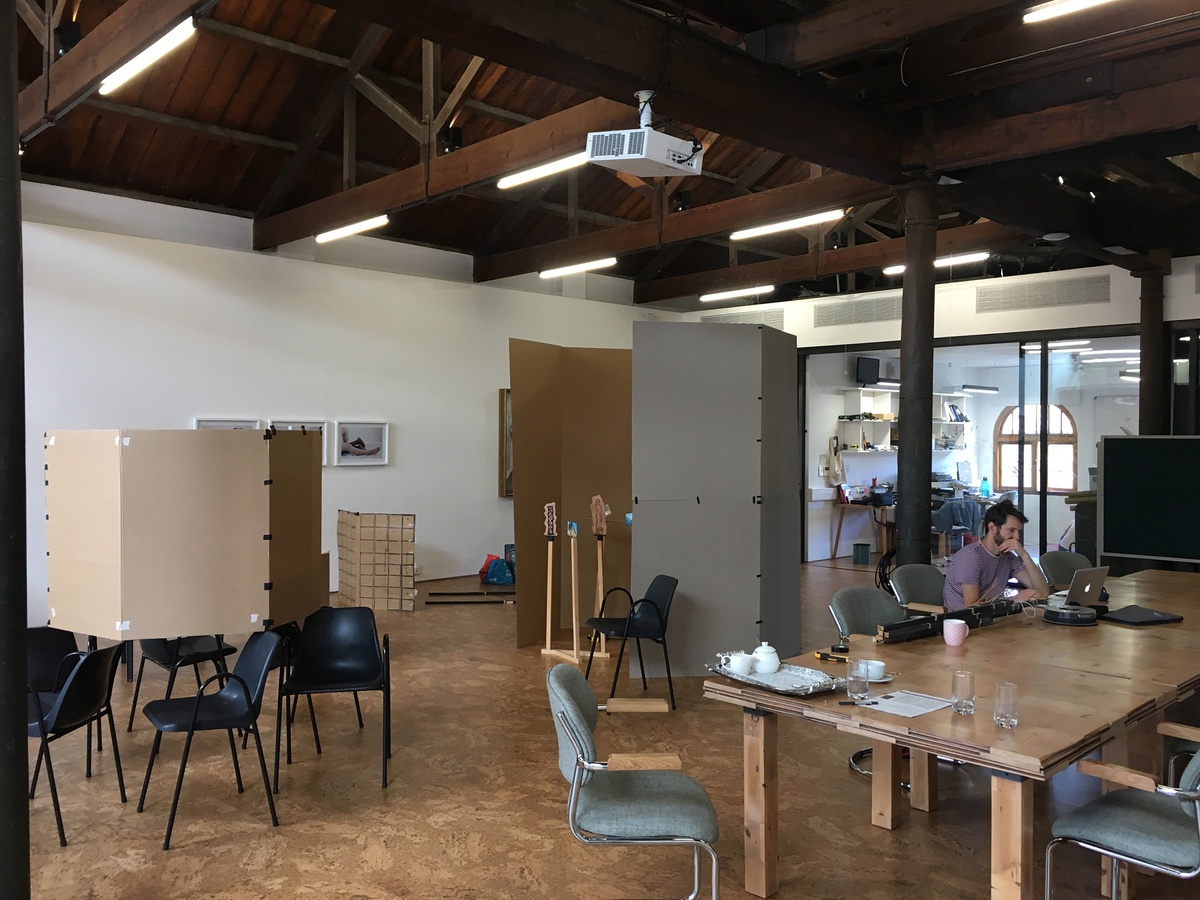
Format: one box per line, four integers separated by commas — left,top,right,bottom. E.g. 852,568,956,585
752,642,780,674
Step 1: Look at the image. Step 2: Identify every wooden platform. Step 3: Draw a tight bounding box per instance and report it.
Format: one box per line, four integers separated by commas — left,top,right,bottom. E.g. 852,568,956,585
421,574,516,604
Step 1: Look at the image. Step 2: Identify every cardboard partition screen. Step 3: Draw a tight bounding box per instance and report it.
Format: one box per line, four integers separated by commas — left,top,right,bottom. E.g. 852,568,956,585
47,429,271,640
267,430,324,624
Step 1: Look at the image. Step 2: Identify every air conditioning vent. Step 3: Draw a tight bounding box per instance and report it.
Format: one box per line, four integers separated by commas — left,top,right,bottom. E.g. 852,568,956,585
700,310,785,329
976,274,1109,313
813,293,902,327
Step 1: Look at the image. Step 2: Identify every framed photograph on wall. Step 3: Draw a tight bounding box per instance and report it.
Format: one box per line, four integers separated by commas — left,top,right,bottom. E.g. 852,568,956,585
269,419,329,466
498,388,513,498
192,417,263,430
335,421,388,466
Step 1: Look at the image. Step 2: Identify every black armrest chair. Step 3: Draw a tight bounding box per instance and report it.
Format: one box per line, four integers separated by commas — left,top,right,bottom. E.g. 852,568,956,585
127,635,236,731
136,630,281,850
584,574,679,710
27,643,126,846
273,607,391,791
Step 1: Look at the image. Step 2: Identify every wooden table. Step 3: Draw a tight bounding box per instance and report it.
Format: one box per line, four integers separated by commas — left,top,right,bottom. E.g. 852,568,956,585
831,501,891,559
704,570,1200,900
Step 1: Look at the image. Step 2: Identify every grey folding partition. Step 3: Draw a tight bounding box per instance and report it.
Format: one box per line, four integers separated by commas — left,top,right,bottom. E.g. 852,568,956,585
632,322,801,678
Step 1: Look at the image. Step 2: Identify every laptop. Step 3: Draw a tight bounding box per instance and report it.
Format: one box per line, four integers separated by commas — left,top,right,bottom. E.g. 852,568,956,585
1099,606,1183,626
1048,566,1109,607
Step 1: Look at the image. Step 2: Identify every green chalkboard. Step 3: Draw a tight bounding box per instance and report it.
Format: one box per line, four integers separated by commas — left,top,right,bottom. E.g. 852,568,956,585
1100,436,1200,563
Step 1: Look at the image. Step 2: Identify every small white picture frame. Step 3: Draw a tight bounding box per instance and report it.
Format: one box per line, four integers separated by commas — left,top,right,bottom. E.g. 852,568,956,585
269,419,329,466
192,417,263,430
335,421,388,466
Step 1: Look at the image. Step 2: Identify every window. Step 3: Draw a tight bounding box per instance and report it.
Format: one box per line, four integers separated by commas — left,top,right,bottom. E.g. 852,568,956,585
993,404,1078,493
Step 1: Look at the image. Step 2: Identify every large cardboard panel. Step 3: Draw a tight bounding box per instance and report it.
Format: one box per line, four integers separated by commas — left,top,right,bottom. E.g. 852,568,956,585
633,322,763,501
631,499,761,677
510,339,564,647
267,430,323,625
759,326,802,657
45,430,123,637
560,348,632,627
119,430,270,638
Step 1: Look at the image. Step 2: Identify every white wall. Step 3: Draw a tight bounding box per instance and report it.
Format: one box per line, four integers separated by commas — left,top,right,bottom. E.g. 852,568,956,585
21,183,664,622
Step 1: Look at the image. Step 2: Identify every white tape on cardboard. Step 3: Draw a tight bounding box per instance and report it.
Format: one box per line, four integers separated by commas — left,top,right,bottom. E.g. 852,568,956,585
116,620,130,631
123,437,131,446
250,614,259,623
48,436,56,445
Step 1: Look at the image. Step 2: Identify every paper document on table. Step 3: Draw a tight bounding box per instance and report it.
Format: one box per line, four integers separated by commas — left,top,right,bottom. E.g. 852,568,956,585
870,690,952,718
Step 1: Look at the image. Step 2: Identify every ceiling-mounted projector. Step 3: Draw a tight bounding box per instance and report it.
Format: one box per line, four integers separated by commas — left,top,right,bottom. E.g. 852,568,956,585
586,90,703,178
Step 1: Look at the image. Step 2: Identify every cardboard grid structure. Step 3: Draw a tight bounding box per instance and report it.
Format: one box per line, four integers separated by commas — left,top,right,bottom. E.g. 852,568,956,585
337,510,417,611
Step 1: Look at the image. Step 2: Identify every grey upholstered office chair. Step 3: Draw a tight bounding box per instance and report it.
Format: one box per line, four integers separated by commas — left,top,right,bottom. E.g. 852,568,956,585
1038,550,1093,591
828,587,922,781
1045,739,1200,899
889,565,946,610
546,664,719,900
828,587,905,643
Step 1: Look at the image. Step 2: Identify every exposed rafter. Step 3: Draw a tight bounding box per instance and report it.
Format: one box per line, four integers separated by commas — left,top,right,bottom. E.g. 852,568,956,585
633,221,1025,304
311,0,905,183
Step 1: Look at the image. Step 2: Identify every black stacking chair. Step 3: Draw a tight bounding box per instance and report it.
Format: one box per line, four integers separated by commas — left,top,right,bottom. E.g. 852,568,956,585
137,630,280,850
584,574,679,710
27,643,126,846
274,606,391,791
27,626,80,694
127,635,237,731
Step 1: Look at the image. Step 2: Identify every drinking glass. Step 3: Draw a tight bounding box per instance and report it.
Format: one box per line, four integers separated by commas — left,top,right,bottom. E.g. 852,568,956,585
951,670,975,715
994,682,1019,729
846,659,870,701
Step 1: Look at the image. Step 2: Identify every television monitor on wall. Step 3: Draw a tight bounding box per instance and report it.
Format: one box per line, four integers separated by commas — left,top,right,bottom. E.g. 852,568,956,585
855,357,880,386
1099,435,1200,564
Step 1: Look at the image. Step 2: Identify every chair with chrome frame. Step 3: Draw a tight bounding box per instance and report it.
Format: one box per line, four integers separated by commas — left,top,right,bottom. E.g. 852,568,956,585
137,630,281,850
546,663,719,900
584,574,679,710
27,643,126,846
1045,726,1200,899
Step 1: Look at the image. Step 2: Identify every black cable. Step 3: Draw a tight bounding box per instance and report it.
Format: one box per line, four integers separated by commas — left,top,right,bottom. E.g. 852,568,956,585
875,547,897,595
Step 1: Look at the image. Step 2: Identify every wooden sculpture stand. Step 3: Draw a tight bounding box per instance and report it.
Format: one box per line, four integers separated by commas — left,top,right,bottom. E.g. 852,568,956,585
589,535,610,658
542,534,581,664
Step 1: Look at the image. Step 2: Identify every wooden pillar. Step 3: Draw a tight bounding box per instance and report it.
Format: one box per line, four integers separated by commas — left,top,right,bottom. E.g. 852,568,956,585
1139,254,1170,435
0,0,31,893
896,181,938,566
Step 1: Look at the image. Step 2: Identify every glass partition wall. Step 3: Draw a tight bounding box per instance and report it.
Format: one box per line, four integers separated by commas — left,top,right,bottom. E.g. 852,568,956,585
805,335,1139,562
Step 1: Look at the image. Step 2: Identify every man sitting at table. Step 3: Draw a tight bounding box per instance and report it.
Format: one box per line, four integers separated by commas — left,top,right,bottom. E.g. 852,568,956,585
943,499,1049,611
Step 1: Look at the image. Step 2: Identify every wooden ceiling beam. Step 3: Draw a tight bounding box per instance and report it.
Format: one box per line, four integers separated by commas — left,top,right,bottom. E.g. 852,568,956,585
904,77,1200,174
354,75,422,141
473,171,890,282
633,221,1024,304
432,55,485,136
253,96,631,250
16,0,46,45
196,19,533,128
747,0,1029,72
312,0,903,183
833,0,1200,109
18,0,199,141
256,25,391,218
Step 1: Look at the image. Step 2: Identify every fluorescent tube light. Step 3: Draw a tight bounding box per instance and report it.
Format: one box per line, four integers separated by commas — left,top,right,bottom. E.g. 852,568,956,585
538,257,617,279
99,18,197,95
1049,339,1092,348
876,378,901,388
1079,356,1139,364
961,384,1000,394
1024,0,1122,25
1079,348,1138,356
1024,340,1092,351
881,250,991,276
699,285,775,303
1119,371,1140,382
729,208,844,241
315,215,390,243
497,152,588,189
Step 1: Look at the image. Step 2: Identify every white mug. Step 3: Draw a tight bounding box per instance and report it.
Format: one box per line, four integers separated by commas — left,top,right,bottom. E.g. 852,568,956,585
723,651,754,676
943,619,970,647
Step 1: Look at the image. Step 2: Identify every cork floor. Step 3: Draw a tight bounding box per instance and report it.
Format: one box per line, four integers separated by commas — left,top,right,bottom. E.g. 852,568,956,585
27,558,1200,899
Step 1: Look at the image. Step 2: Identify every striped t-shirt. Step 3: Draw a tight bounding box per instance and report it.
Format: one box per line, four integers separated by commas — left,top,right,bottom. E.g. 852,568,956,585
942,542,1026,612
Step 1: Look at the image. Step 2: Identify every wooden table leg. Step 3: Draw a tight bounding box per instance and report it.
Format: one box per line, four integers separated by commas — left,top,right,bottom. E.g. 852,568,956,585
871,741,903,829
991,774,1033,900
833,505,847,559
1099,717,1162,899
909,749,938,812
744,708,778,898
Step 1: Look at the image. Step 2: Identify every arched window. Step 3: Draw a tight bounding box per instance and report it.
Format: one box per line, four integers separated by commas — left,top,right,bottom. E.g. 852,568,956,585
993,405,1078,493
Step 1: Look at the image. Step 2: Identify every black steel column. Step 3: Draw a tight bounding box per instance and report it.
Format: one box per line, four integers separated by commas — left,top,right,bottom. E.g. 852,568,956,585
0,0,30,893
1139,260,1169,435
896,182,938,566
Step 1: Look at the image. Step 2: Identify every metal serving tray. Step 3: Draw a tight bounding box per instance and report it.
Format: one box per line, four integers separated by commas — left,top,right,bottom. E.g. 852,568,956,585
707,661,842,697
